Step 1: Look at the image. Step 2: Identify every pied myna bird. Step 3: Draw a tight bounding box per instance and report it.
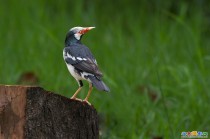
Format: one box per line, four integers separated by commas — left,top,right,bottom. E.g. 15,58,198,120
63,26,110,105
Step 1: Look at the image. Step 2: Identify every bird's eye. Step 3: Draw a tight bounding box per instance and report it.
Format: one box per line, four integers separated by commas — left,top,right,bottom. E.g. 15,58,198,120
78,30,83,34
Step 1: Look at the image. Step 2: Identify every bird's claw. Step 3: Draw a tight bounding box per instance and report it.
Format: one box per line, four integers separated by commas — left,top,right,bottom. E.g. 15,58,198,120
83,99,91,105
71,97,82,102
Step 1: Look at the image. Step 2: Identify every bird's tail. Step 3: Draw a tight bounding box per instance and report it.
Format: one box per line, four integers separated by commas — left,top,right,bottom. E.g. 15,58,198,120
88,76,110,92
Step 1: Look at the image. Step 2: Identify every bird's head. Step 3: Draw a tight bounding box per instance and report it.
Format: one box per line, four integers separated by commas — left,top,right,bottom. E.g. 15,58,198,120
66,26,95,42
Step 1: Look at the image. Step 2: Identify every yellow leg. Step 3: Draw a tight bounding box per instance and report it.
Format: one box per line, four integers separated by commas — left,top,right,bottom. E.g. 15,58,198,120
83,83,93,105
71,87,82,101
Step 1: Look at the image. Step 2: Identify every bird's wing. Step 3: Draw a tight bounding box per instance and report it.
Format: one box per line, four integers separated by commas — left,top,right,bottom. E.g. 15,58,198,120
63,45,102,77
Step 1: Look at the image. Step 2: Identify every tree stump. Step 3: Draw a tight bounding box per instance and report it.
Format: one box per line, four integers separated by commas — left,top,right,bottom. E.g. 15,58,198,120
0,85,99,139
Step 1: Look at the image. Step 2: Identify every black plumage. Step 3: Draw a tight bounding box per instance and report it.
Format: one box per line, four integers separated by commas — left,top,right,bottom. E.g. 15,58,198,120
63,45,102,77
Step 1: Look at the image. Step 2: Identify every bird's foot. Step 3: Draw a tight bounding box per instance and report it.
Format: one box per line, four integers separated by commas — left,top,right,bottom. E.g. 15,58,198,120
83,99,91,105
71,97,82,102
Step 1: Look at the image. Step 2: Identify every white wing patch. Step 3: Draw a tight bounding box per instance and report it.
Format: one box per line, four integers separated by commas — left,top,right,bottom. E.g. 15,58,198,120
63,50,88,62
76,57,87,61
67,53,76,61
77,57,83,60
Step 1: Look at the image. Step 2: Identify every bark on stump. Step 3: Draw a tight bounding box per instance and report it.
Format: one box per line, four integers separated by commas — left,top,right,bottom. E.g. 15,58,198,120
0,85,99,139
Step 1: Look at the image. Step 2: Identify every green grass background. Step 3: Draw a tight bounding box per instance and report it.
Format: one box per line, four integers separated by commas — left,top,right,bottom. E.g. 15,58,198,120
0,0,210,138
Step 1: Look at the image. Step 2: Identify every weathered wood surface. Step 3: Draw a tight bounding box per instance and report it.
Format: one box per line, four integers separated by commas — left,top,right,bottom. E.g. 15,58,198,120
0,85,99,139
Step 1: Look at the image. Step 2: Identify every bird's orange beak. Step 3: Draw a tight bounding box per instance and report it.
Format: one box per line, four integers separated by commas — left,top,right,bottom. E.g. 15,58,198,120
79,27,95,34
